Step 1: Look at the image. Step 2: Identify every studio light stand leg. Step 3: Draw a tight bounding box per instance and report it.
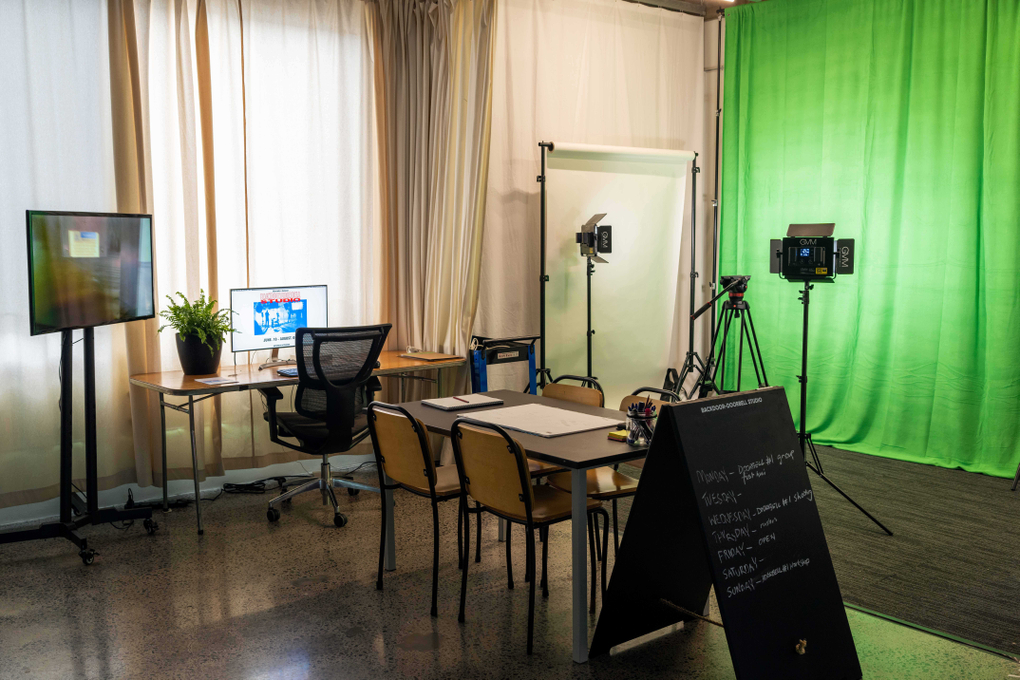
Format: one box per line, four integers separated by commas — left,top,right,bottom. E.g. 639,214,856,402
797,282,892,536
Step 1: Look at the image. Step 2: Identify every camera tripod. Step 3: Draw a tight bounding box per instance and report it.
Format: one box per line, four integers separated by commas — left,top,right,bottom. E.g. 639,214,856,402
693,276,769,397
796,281,892,536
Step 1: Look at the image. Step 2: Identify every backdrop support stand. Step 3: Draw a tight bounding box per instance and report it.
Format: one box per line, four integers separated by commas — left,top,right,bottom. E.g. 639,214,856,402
710,10,724,350
538,141,554,388
674,153,706,398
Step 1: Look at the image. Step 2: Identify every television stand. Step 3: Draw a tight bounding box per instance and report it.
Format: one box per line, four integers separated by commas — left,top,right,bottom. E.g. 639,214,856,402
0,328,157,564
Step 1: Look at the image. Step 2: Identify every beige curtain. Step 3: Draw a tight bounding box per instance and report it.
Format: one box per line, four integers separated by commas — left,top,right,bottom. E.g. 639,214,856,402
107,0,225,487
368,0,495,396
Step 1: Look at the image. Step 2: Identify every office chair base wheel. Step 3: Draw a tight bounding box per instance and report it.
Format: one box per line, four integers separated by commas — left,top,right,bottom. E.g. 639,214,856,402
143,518,159,535
267,507,281,522
346,488,360,496
79,548,97,565
333,513,348,528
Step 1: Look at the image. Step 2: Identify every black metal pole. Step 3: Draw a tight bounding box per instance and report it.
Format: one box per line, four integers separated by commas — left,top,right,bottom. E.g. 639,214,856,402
687,154,699,370
711,11,723,345
538,141,553,388
798,282,811,459
84,327,98,517
587,258,594,378
60,329,73,524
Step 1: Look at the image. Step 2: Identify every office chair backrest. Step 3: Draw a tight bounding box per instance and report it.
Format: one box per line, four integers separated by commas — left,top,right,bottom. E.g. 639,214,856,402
543,382,604,408
367,403,437,495
618,387,680,412
451,421,532,521
293,325,391,445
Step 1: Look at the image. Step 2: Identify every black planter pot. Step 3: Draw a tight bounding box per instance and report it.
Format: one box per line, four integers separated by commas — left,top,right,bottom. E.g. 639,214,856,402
175,333,224,375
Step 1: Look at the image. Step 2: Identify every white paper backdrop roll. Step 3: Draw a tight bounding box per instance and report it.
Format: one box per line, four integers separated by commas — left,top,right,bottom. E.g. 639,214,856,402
545,143,691,407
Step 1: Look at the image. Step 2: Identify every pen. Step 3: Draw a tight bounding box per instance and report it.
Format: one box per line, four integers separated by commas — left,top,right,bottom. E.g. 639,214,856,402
453,396,469,403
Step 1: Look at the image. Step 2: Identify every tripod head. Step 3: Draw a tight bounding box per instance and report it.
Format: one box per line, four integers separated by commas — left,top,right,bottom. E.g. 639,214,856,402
691,275,751,321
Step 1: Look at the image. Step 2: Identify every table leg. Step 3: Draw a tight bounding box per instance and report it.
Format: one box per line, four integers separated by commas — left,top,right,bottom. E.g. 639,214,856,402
188,396,204,535
571,468,588,663
437,366,447,398
160,393,169,513
383,470,396,571
498,518,506,542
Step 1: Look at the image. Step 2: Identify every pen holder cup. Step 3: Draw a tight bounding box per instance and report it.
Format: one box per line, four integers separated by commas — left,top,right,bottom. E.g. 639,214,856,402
627,412,655,446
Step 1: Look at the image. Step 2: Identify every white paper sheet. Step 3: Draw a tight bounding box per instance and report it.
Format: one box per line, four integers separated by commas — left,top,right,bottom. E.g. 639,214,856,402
461,403,621,438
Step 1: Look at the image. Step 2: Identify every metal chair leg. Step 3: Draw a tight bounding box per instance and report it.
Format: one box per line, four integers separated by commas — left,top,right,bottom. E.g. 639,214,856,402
459,496,470,623
612,498,620,557
541,525,549,598
268,477,322,508
587,513,597,614
431,501,440,618
593,512,603,562
598,508,609,597
457,496,465,570
506,520,514,589
376,486,386,591
527,526,536,655
475,500,482,563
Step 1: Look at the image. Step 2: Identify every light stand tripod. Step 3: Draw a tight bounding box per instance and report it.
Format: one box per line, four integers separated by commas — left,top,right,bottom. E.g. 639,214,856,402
796,281,893,536
674,154,708,399
693,276,768,397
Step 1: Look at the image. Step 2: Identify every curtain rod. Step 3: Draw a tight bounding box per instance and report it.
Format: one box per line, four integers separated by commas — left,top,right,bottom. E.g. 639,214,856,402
621,0,707,17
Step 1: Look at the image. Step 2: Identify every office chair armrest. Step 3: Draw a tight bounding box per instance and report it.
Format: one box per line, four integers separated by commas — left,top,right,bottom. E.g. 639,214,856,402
258,387,286,442
262,387,285,402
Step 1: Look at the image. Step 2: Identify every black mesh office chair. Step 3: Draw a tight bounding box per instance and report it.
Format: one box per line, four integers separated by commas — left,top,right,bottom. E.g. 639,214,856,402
262,324,391,527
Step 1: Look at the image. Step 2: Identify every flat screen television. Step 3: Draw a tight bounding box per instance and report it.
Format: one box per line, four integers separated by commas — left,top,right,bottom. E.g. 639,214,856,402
229,285,328,353
26,211,155,336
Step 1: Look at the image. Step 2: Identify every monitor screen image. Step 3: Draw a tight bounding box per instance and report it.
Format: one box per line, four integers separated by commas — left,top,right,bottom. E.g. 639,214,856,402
27,211,155,336
230,285,327,352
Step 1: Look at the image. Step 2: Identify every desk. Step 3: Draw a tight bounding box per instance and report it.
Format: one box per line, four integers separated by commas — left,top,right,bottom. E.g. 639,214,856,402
401,389,647,664
130,351,466,535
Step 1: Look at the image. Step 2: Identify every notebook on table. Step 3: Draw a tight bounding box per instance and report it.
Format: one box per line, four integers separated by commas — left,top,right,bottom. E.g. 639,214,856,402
399,351,460,362
422,394,504,411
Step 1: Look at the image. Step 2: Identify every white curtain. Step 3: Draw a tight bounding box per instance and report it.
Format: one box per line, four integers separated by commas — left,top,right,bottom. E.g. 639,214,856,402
0,0,379,508
0,0,135,507
476,0,706,395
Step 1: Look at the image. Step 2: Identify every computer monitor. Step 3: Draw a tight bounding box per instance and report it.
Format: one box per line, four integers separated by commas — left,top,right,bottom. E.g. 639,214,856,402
26,210,155,335
229,285,328,353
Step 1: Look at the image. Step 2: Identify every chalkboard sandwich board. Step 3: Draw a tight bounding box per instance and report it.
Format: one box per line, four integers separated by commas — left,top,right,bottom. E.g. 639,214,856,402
591,386,861,680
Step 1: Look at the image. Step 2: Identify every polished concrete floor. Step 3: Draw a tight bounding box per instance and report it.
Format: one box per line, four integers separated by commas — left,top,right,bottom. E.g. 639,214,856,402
0,468,1016,679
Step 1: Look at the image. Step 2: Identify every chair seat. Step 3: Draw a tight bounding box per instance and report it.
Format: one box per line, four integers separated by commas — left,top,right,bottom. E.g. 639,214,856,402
496,484,601,524
547,467,639,499
431,465,462,497
264,410,367,450
528,457,565,477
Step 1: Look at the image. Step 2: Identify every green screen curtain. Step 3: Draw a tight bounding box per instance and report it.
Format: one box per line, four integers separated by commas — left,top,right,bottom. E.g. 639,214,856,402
720,0,1020,477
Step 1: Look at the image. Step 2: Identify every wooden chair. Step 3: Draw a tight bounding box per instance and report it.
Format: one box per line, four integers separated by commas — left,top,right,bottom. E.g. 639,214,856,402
451,419,608,655
367,402,480,618
532,375,605,476
548,386,680,556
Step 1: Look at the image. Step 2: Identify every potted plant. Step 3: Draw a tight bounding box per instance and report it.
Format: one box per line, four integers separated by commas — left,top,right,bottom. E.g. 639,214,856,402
158,290,235,375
